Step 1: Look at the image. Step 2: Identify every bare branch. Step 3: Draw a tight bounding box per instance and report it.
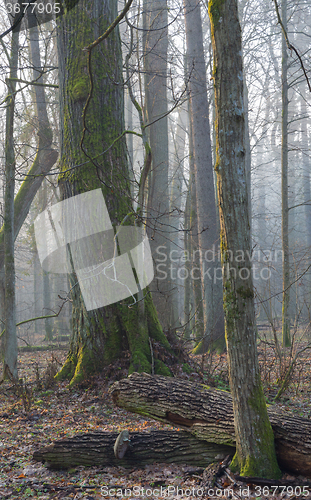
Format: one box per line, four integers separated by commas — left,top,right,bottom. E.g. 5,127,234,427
272,0,311,93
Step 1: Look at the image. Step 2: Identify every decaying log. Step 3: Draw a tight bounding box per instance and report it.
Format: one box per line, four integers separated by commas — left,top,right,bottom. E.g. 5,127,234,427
33,430,233,469
109,373,311,476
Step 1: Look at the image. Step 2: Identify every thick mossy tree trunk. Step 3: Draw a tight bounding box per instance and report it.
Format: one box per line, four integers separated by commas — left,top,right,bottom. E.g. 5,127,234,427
55,0,178,385
208,0,281,479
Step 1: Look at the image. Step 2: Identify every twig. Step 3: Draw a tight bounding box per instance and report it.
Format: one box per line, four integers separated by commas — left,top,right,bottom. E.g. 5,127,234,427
272,0,311,93
0,297,68,340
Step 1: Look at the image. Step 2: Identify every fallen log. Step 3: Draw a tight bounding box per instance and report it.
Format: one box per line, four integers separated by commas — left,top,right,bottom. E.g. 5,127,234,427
109,373,311,477
33,430,233,469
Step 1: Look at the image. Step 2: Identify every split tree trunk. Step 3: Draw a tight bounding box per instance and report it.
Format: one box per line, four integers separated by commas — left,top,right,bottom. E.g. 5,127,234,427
33,430,233,469
109,373,311,477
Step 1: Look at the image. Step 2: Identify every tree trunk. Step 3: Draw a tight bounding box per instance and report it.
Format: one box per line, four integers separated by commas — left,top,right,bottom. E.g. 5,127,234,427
0,20,58,271
208,0,281,478
184,0,224,353
110,373,311,477
302,89,311,319
33,429,233,469
183,182,193,338
143,0,172,330
55,0,183,385
190,172,205,342
3,29,19,380
38,181,53,341
281,0,290,347
169,105,188,330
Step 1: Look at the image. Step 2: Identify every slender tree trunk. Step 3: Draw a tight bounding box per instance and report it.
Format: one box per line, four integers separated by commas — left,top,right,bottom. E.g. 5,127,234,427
143,0,172,330
183,185,192,339
33,245,41,335
244,82,252,233
38,181,53,341
169,105,187,329
208,0,281,478
301,91,311,318
281,0,290,347
3,29,19,380
29,20,56,342
184,0,224,353
125,89,135,198
189,164,204,342
0,18,58,271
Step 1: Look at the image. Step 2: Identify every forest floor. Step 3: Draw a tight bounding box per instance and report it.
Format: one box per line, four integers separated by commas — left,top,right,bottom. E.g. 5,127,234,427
0,340,311,500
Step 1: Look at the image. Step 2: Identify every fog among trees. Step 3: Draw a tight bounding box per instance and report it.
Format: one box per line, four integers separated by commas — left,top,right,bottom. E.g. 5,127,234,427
0,0,310,481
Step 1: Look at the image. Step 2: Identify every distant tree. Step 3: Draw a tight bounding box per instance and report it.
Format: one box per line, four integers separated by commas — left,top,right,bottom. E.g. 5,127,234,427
280,0,290,347
183,0,224,353
143,0,172,330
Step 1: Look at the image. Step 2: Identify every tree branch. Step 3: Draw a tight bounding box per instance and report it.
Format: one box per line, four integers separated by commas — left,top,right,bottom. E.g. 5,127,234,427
272,0,311,93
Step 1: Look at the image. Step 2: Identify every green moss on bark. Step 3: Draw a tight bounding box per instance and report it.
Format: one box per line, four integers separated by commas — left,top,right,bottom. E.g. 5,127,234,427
208,0,226,31
230,380,282,479
55,0,185,385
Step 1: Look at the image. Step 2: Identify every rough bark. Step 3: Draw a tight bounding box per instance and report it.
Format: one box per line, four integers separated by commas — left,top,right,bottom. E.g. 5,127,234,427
184,0,224,353
33,430,233,469
208,0,281,478
55,0,183,385
110,373,311,477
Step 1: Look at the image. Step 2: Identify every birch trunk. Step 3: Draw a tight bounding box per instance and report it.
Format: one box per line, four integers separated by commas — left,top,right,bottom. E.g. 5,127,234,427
208,0,281,478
